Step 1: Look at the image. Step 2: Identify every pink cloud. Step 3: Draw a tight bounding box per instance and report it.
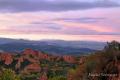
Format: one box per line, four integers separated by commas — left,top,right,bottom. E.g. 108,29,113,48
0,7,120,41
54,20,115,33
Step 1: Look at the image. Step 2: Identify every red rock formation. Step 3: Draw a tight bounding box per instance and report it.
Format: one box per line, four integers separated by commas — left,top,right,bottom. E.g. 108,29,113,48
0,53,13,65
39,73,48,80
23,48,50,60
16,57,24,69
23,48,39,56
63,55,76,63
24,63,41,73
38,52,50,60
79,56,86,65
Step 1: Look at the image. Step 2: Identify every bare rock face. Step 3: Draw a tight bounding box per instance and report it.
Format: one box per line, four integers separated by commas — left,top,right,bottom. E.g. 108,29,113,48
79,56,86,65
63,55,76,63
0,53,13,65
15,57,24,69
38,52,50,60
23,48,39,56
24,63,41,73
39,73,48,80
23,49,50,60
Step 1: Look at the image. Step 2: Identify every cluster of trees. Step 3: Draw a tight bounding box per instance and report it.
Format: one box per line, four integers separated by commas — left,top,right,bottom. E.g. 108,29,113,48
68,41,120,80
0,69,21,80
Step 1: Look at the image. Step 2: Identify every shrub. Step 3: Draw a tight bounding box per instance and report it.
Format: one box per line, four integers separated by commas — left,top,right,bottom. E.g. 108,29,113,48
0,69,21,80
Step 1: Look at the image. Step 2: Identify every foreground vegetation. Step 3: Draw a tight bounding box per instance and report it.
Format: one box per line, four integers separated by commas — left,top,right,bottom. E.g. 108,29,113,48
68,41,120,80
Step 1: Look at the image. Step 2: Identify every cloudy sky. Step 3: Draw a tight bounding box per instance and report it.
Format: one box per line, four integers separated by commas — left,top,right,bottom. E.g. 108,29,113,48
0,0,120,41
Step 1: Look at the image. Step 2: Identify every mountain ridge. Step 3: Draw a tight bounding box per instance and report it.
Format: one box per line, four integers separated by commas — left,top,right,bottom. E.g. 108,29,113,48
0,38,106,55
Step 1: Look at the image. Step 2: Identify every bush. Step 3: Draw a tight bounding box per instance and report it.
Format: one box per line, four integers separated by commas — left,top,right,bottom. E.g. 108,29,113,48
0,69,21,80
49,76,67,80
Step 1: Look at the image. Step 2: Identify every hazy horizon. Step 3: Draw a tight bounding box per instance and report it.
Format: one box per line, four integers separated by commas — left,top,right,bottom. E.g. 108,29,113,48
0,35,119,42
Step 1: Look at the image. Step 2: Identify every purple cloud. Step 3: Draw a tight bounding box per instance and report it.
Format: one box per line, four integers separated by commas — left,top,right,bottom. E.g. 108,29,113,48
0,0,119,12
55,17,105,23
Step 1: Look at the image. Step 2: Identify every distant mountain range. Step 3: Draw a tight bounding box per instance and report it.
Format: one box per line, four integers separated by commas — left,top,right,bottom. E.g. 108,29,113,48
0,38,106,55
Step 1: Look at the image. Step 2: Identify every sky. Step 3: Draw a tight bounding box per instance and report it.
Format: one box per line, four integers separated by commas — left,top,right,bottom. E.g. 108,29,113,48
0,0,120,42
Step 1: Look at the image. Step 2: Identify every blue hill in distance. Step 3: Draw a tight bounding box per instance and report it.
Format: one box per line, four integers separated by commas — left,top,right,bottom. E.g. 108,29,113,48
0,38,106,56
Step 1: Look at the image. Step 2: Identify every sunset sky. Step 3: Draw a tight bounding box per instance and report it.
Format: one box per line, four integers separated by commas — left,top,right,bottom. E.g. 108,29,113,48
0,0,120,41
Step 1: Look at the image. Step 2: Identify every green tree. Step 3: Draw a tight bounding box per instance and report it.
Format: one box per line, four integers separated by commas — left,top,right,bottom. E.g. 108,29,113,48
48,76,67,80
104,41,120,51
0,69,21,80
